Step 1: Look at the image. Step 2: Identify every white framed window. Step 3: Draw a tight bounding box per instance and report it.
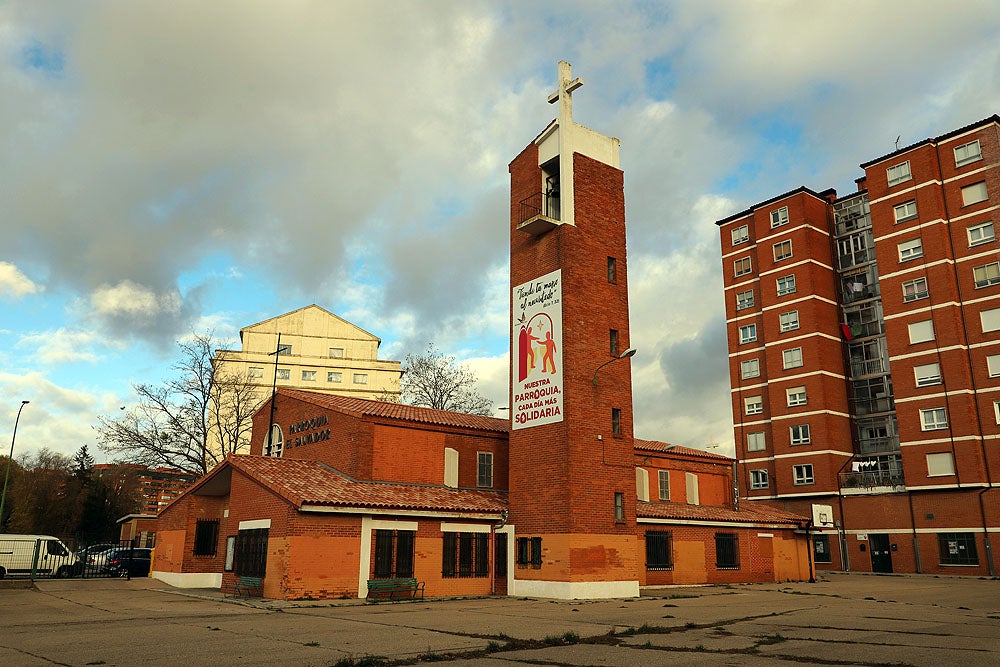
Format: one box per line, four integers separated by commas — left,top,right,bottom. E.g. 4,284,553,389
746,432,766,452
955,139,982,167
782,347,803,369
914,362,941,387
773,239,793,261
926,452,955,477
276,368,290,380
731,224,749,245
327,371,343,383
248,367,264,379
786,386,807,407
994,400,1000,425
770,206,789,228
301,370,317,381
353,373,369,384
744,395,763,415
776,274,796,296
908,320,935,344
734,257,752,277
982,308,1000,332
793,464,814,485
277,343,292,355
987,354,1000,378
898,238,923,261
740,358,760,379
962,181,988,206
790,424,811,445
893,200,917,223
887,161,911,186
902,277,929,302
779,310,800,333
736,289,754,310
968,221,994,246
658,470,670,500
974,262,1000,288
739,324,757,344
329,347,345,358
749,469,769,490
920,407,948,431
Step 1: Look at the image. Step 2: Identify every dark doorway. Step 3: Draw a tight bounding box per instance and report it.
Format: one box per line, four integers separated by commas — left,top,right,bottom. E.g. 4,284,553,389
869,534,893,573
494,534,508,596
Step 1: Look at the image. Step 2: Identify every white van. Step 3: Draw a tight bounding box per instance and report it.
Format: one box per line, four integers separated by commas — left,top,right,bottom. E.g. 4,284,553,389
0,534,79,578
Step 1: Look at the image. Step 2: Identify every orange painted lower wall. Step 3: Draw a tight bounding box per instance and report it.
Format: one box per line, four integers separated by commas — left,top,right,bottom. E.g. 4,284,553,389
512,533,640,583
154,529,186,573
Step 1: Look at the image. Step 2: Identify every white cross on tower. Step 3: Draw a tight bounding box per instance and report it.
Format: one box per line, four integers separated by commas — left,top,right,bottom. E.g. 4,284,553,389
547,60,583,128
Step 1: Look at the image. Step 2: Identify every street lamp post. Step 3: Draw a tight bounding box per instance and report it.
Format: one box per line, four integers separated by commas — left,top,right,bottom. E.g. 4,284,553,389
0,400,29,530
592,348,637,387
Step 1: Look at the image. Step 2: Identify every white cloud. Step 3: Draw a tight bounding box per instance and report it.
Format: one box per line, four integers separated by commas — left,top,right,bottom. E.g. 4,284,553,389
17,328,99,364
90,281,181,319
0,261,41,299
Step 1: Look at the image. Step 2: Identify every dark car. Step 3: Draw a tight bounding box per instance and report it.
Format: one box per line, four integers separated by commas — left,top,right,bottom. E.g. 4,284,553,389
101,548,153,578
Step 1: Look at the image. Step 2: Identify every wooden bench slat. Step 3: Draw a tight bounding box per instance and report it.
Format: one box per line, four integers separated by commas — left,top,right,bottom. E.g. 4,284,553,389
366,577,425,602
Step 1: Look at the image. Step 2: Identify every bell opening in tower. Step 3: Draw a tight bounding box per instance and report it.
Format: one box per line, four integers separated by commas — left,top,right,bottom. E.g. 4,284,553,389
541,157,560,221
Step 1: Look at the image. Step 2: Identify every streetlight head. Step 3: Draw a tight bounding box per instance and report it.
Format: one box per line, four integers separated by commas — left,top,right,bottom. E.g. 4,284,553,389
619,348,637,359
21,400,29,405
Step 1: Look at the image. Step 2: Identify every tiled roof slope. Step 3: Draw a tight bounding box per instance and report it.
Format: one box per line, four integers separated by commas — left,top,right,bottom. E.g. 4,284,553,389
638,500,808,526
229,455,506,514
634,439,733,461
279,388,509,433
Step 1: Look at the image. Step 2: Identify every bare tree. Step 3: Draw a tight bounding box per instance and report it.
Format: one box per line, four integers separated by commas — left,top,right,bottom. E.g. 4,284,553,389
96,333,257,475
400,343,493,416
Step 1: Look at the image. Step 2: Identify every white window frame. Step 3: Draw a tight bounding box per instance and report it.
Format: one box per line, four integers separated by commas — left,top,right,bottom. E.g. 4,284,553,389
739,324,757,344
329,347,345,358
773,239,793,262
248,367,264,379
793,464,814,485
898,238,923,262
327,371,343,383
786,386,807,407
744,395,763,415
770,206,789,228
353,373,369,385
893,199,917,223
782,347,803,369
740,358,760,379
749,469,769,490
789,424,811,445
974,262,1000,288
276,368,290,380
954,139,982,167
920,407,948,431
902,277,928,302
731,224,749,245
736,289,754,311
658,470,670,500
994,400,1000,425
779,310,800,333
967,221,994,247
301,370,317,381
914,362,941,387
887,161,911,186
961,181,988,206
926,452,955,477
776,274,796,296
908,320,935,344
982,308,1000,333
987,354,1000,378
746,432,766,452
734,257,752,277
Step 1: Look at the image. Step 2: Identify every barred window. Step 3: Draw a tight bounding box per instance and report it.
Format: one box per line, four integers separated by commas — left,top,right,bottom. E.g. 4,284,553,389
715,532,740,569
938,533,978,565
516,536,543,567
813,535,832,563
645,531,673,570
442,532,489,578
373,529,414,579
193,519,219,556
233,528,268,578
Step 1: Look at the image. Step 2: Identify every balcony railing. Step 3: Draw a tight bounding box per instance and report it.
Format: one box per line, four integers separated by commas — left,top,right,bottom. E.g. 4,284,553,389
517,192,561,235
853,396,895,415
850,358,886,377
857,435,900,456
839,469,905,491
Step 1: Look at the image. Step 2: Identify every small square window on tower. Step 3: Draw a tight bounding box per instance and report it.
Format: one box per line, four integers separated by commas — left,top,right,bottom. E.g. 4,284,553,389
607,257,617,283
611,408,622,436
609,329,619,356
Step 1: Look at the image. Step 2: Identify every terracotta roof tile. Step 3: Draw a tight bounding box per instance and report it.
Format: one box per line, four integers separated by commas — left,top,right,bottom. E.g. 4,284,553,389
638,501,808,526
634,439,732,461
229,455,506,515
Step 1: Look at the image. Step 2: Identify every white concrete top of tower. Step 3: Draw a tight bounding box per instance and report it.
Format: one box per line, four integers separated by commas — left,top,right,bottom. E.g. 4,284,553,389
536,61,620,170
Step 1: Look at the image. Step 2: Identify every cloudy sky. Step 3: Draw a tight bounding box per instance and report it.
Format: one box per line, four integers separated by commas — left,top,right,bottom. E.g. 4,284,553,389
3,1,1000,462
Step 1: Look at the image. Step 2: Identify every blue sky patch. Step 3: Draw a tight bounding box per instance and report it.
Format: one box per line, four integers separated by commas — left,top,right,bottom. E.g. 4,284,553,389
19,40,65,78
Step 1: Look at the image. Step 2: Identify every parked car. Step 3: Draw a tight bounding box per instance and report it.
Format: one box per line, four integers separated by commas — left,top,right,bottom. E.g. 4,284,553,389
0,534,79,578
102,548,152,577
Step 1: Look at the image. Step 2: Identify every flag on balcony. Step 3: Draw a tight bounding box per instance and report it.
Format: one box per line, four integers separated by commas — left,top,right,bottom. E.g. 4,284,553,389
840,323,852,340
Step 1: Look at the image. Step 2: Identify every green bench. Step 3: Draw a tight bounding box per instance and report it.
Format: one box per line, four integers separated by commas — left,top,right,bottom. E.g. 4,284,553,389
224,576,263,599
366,577,425,602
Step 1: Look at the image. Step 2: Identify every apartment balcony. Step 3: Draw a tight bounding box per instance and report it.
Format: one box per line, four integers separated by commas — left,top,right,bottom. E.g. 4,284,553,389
853,396,895,416
857,435,900,456
838,249,875,271
517,192,561,236
839,469,906,494
849,358,886,377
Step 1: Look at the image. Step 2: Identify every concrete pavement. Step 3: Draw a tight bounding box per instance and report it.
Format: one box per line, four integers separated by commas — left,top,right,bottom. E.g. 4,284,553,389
1,572,999,665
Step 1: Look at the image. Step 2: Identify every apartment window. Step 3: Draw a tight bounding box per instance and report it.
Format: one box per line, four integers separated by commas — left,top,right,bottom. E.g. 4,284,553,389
988,354,1000,378
442,532,489,578
607,256,617,283
914,362,941,387
776,274,796,296
893,199,918,223
301,370,317,381
645,531,673,570
926,452,955,477
939,533,978,565
353,373,369,384
715,533,740,569
373,530,415,579
897,238,923,261
982,308,1000,332
749,469,769,490
786,386,807,407
887,161,911,186
736,289,754,310
974,262,1000,288
789,424,811,445
613,492,626,521
731,224,749,245
276,368,290,380
779,310,799,333
744,395,763,415
782,347,803,369
908,320,935,344
793,464,814,485
902,277,929,302
739,324,757,344
233,528,269,578
734,257,752,277
962,181,988,206
329,347,345,358
968,221,994,246
954,139,982,167
611,407,622,436
193,520,220,556
994,400,1000,424
327,371,342,383
773,239,793,261
746,431,766,452
276,343,292,355
658,470,670,501
740,358,760,379
920,407,948,431
770,206,789,228
609,329,620,356
247,367,264,379
477,452,493,487
813,535,832,563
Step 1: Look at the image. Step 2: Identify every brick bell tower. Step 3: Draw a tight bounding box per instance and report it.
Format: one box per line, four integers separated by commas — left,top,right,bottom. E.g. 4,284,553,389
508,61,638,598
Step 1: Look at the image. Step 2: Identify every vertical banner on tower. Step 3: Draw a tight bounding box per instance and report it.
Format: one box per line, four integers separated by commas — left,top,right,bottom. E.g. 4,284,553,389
512,269,563,430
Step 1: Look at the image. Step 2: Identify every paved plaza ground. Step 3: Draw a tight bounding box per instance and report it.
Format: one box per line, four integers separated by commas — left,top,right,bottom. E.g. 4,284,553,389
1,572,999,666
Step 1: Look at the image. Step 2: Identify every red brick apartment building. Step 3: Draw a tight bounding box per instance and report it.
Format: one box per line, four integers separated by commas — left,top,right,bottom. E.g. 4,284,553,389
94,463,197,515
150,62,812,601
717,115,1000,576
